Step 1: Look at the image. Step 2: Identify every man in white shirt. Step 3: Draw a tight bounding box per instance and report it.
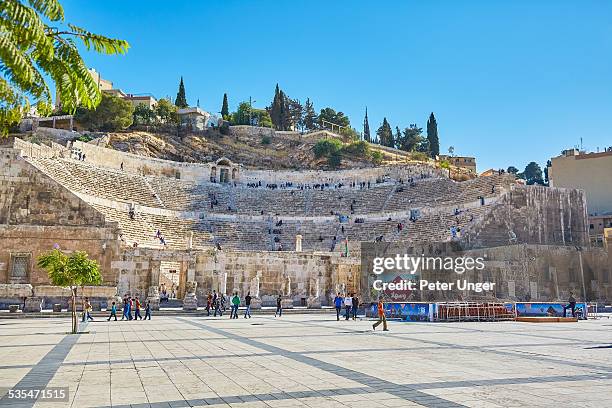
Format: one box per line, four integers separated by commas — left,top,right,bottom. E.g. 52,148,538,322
344,295,353,320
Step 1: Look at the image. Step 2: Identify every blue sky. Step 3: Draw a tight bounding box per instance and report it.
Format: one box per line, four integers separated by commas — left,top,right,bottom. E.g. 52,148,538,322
62,0,612,172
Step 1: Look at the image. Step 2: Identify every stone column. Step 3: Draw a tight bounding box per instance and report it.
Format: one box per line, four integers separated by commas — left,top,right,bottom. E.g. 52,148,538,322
183,281,198,311
146,261,161,310
220,272,228,295
295,234,303,252
250,273,262,309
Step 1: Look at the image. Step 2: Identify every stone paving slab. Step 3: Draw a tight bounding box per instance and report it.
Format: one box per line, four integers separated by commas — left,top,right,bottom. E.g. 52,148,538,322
0,314,610,407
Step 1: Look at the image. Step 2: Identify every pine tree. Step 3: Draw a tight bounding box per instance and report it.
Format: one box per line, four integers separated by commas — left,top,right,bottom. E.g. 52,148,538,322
376,118,394,147
395,126,402,148
303,98,317,131
427,112,440,158
175,77,188,108
363,107,371,142
221,93,229,119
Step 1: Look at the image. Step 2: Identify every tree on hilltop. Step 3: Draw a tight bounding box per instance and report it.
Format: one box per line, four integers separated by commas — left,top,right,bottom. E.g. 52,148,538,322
427,112,440,158
221,93,229,119
0,0,129,134
396,124,424,152
288,98,304,131
523,161,544,185
133,104,156,126
376,118,394,147
319,107,350,132
268,84,287,130
303,98,317,131
156,98,178,124
75,93,133,131
363,108,371,142
507,166,519,174
231,101,273,128
394,126,402,148
175,77,188,108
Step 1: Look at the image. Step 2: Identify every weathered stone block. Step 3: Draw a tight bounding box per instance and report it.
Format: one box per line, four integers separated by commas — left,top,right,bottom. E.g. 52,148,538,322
0,284,33,298
24,296,42,312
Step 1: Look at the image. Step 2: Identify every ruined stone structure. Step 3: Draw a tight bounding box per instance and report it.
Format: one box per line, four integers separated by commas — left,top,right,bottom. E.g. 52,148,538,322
0,138,610,311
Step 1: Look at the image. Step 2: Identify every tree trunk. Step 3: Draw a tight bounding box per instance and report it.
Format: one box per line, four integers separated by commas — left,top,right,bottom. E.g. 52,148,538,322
71,287,77,334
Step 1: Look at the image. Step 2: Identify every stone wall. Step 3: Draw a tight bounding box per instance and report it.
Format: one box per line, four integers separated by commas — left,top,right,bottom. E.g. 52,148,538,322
0,225,120,285
73,141,207,181
464,185,590,247
109,247,359,307
0,148,106,226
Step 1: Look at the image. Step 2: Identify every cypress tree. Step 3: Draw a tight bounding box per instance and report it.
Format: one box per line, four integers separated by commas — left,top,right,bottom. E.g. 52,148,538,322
175,77,188,108
269,84,283,130
221,93,229,119
427,112,440,158
363,107,371,142
376,118,393,147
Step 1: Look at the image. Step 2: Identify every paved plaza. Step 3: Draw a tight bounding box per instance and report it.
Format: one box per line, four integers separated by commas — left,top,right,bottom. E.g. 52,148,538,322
0,314,611,408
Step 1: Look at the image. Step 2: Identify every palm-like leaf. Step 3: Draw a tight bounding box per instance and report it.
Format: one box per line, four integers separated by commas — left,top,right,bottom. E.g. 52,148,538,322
0,0,129,134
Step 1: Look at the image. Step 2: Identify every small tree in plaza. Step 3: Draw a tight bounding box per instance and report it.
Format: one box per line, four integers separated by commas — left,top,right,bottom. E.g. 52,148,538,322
37,249,101,334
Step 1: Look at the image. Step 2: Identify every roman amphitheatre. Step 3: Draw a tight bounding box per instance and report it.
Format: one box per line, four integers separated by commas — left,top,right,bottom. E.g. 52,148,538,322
1,125,609,313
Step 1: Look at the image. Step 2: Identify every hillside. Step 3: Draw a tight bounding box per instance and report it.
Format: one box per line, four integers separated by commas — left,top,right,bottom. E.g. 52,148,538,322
94,128,430,170
14,126,473,178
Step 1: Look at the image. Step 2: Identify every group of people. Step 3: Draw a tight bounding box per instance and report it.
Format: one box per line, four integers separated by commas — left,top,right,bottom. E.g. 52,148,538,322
205,291,284,318
333,293,360,321
332,294,389,331
81,295,152,322
107,296,151,321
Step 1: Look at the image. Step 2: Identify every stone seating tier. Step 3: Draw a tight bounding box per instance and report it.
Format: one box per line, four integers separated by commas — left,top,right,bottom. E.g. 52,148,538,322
28,157,514,218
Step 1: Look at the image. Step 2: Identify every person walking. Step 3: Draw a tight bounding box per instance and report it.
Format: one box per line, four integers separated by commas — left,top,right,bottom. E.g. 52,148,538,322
372,299,389,331
563,292,577,317
275,295,282,317
334,293,343,321
144,301,152,320
127,297,133,320
244,292,252,318
213,290,219,317
352,294,359,320
121,296,128,320
221,293,227,313
344,294,353,320
231,292,240,319
83,297,94,321
134,297,142,320
107,301,118,321
206,293,212,316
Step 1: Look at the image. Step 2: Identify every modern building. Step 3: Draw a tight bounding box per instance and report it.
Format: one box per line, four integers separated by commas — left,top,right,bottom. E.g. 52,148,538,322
88,68,114,92
178,107,211,131
548,148,612,240
124,94,157,109
439,155,477,173
55,68,158,111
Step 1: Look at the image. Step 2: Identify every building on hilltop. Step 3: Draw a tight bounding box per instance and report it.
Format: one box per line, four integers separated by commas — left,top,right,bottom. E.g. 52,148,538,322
439,155,477,173
55,68,158,112
123,94,157,109
178,107,213,131
548,148,612,240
